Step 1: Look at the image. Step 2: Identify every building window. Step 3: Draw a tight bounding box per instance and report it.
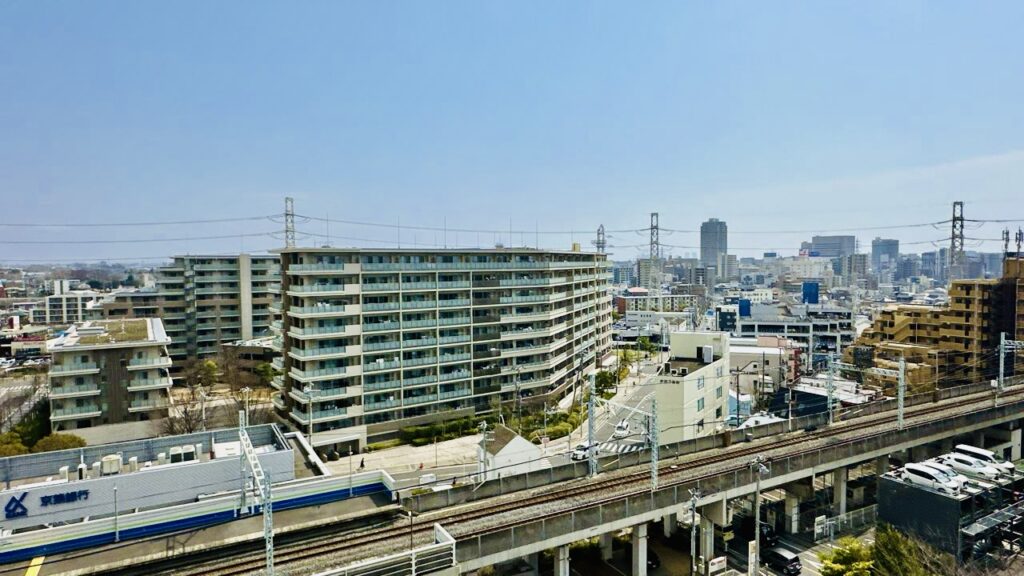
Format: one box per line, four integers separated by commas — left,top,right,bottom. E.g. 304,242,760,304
716,407,723,419
697,398,705,411
716,386,723,398
697,419,705,432
697,376,705,390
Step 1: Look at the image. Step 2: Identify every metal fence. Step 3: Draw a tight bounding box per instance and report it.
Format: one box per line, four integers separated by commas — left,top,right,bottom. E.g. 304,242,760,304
315,524,456,576
812,505,878,542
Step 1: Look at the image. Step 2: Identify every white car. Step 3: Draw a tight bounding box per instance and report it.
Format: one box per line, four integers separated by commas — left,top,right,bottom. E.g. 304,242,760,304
922,460,970,489
612,419,631,439
938,453,1002,480
954,444,1015,475
902,463,959,494
570,443,597,461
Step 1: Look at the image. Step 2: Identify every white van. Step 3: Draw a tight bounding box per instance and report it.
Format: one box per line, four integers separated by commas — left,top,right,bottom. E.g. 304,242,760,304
954,444,1014,475
937,453,1002,480
922,460,970,489
902,463,960,494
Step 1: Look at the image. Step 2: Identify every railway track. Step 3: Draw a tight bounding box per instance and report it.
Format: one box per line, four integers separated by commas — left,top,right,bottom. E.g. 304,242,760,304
158,384,1024,576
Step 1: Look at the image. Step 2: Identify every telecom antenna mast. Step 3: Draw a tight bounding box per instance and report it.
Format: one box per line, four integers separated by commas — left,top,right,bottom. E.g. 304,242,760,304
285,197,296,248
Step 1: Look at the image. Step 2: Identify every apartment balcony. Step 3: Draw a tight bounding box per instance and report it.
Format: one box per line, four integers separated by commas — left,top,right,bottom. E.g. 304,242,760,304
438,334,472,345
403,393,437,406
363,321,401,332
290,405,361,425
437,281,471,290
363,282,401,292
289,345,356,361
402,281,437,291
287,284,359,297
289,385,362,404
196,287,240,296
438,298,472,308
288,324,361,339
501,326,554,340
127,377,173,392
271,357,284,372
363,341,401,352
403,355,438,366
288,263,361,275
364,379,402,392
500,294,555,305
403,374,438,387
271,375,285,391
128,399,171,413
193,263,237,271
365,399,402,412
363,301,402,314
49,363,99,377
289,365,358,382
439,353,472,364
402,319,437,329
473,348,500,360
439,370,472,382
51,405,102,421
271,393,286,412
288,304,361,318
473,314,500,324
439,388,472,401
473,366,501,378
127,357,173,371
49,384,101,399
402,300,438,310
438,316,472,326
403,338,438,350
365,359,402,372
499,277,568,287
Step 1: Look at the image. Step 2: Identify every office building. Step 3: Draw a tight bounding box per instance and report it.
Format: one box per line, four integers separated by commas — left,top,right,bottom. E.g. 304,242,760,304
872,238,900,273
656,331,731,443
48,319,172,438
802,235,856,259
717,253,738,282
271,248,613,450
637,258,663,290
736,303,855,369
98,254,280,374
611,261,636,286
700,218,728,268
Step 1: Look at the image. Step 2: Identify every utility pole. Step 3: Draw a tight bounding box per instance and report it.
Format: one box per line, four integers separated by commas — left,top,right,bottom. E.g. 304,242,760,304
588,373,597,478
999,332,1006,393
897,357,906,430
515,367,522,435
649,395,658,491
826,353,835,426
240,386,251,428
689,488,701,575
749,455,769,576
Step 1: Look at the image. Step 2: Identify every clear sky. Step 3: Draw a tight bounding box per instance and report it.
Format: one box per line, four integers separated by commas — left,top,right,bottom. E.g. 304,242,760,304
2,2,1023,263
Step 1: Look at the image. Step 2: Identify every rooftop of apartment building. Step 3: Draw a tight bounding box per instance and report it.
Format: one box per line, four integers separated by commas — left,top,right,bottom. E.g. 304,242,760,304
276,246,603,256
49,319,169,350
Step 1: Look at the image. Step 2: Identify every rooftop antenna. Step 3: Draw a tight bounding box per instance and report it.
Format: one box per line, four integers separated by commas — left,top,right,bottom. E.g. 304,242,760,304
1003,229,1011,260
284,197,296,248
1016,228,1023,259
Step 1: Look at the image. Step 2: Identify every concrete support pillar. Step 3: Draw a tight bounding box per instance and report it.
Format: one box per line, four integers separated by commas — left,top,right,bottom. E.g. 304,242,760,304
874,455,889,476
632,523,648,576
833,467,848,516
527,552,539,574
973,430,985,448
784,493,800,534
700,516,715,568
909,445,929,463
940,438,954,454
600,533,614,562
1011,427,1022,461
556,545,570,576
663,513,677,538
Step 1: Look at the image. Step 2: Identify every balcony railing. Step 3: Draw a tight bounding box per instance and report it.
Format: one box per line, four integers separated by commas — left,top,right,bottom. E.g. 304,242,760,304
403,355,438,367
365,360,402,372
289,284,353,294
438,298,472,308
51,405,102,419
363,322,400,332
364,341,401,352
403,338,437,350
439,370,471,382
364,379,402,392
365,399,402,411
403,394,437,405
402,319,437,329
127,357,172,370
363,302,401,312
437,281,471,289
402,300,437,310
363,282,401,292
290,346,348,359
438,316,472,326
49,385,101,398
439,388,472,400
289,304,353,315
403,374,438,386
49,362,99,375
439,353,472,364
128,400,170,412
438,335,471,345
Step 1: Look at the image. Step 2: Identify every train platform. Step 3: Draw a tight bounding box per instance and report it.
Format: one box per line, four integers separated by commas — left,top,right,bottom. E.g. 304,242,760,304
3,492,397,576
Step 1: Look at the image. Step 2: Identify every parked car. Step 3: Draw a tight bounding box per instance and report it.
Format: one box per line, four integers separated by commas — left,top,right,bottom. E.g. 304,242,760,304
764,547,802,575
736,515,779,548
921,460,970,490
937,453,1002,480
954,444,1015,475
902,463,960,494
613,419,631,439
570,443,598,461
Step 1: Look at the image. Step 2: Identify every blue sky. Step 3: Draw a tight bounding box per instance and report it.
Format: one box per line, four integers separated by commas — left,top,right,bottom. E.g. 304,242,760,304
2,2,1023,262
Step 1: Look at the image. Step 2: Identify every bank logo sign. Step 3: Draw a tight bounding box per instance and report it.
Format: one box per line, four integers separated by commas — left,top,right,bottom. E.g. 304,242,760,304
4,493,27,519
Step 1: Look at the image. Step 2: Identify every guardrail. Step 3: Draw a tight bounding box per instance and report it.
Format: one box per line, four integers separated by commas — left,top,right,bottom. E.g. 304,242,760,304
314,524,456,576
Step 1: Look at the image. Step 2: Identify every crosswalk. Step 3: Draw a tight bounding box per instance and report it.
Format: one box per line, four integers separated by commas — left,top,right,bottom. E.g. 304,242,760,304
597,441,644,455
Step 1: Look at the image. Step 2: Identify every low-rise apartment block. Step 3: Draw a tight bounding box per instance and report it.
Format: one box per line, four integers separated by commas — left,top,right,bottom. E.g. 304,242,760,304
656,331,731,443
271,248,613,449
48,319,172,435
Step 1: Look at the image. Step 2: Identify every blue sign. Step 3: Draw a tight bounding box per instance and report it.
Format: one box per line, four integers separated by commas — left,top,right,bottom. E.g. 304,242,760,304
4,493,27,519
41,490,89,507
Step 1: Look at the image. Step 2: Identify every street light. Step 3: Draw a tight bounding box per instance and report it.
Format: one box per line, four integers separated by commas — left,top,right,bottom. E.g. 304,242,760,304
240,386,252,428
689,488,701,575
514,367,522,434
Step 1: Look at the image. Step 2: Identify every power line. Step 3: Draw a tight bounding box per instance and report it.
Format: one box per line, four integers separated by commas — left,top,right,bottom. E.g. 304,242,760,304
0,215,276,228
0,232,280,245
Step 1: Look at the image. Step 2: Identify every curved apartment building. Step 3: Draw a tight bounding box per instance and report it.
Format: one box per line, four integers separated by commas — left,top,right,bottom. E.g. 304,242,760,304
269,248,613,450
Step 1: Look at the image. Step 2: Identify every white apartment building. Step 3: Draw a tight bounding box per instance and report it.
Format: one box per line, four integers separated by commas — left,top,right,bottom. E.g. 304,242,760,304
271,248,613,449
655,331,731,444
30,290,103,325
48,319,173,436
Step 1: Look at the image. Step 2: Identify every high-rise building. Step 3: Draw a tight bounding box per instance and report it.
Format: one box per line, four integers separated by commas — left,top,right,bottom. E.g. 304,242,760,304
700,218,728,268
716,253,738,282
98,254,280,375
637,258,663,289
871,238,900,273
611,261,635,286
48,319,172,436
803,235,857,259
271,248,613,450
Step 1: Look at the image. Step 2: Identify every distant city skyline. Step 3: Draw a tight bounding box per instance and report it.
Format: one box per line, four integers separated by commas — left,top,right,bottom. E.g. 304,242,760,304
2,2,1023,262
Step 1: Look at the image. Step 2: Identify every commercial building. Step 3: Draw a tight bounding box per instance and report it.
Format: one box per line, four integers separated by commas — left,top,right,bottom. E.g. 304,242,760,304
655,331,731,443
802,235,856,259
271,248,613,449
716,253,738,282
611,261,636,286
736,303,855,370
700,218,728,268
98,254,280,375
47,319,172,437
871,237,900,273
637,257,663,290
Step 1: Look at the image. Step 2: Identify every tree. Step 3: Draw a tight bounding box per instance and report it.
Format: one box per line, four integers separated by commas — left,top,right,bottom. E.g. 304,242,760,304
32,433,86,453
219,346,242,392
253,362,276,387
872,523,949,576
594,371,616,395
637,337,656,358
0,431,28,456
818,536,873,576
160,385,208,435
